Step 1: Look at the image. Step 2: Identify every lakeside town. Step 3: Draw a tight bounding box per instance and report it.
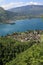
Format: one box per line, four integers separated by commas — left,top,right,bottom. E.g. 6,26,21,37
6,31,42,42
0,0,43,65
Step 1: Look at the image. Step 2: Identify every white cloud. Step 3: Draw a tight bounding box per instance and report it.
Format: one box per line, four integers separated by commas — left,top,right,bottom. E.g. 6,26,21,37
29,2,42,5
0,2,43,10
1,2,24,10
25,2,42,5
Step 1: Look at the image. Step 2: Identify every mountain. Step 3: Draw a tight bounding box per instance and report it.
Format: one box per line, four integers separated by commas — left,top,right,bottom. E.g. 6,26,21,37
0,7,19,23
0,7,17,23
0,7,8,23
8,5,43,16
0,5,43,23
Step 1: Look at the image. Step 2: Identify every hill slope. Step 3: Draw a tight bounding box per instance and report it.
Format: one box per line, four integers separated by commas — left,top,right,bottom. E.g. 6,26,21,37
0,7,8,23
6,41,43,65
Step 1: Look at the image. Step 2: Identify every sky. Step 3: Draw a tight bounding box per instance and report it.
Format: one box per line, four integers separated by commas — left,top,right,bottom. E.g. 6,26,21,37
0,0,43,10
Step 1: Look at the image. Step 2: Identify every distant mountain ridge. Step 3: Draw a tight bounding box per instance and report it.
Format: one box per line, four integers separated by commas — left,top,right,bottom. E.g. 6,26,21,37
0,5,43,23
8,5,43,16
7,5,43,21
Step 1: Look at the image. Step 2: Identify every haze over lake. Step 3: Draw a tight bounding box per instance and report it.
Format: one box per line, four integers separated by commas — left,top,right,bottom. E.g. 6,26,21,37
0,18,43,36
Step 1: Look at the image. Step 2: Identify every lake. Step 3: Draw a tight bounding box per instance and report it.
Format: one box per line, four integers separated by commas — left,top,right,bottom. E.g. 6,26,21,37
0,18,43,36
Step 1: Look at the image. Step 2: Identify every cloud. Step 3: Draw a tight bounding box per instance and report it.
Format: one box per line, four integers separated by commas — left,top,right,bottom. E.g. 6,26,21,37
1,2,43,10
1,2,24,9
29,2,42,5
25,2,42,5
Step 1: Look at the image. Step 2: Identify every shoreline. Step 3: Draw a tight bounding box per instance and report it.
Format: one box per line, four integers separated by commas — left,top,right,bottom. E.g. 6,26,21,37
0,30,43,37
0,30,42,42
0,16,43,24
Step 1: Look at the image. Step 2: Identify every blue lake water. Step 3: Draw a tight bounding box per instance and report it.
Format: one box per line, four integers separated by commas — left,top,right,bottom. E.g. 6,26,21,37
0,18,43,36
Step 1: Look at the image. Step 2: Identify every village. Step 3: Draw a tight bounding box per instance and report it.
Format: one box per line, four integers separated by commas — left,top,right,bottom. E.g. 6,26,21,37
7,31,42,42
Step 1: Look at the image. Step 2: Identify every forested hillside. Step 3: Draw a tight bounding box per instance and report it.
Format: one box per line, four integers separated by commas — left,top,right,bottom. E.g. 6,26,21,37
0,31,43,65
0,7,8,23
6,42,43,65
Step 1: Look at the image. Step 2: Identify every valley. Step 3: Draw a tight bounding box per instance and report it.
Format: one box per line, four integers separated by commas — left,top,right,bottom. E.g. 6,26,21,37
0,4,43,65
